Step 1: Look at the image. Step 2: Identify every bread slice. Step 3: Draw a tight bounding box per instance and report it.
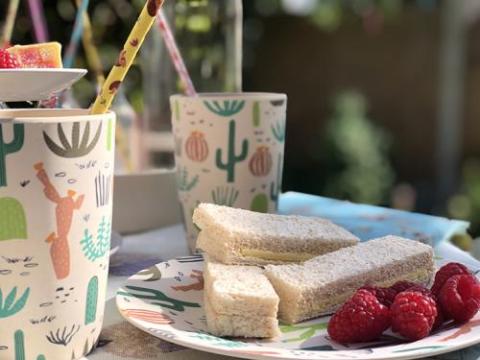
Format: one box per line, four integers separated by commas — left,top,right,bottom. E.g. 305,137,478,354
204,294,280,338
193,203,359,265
265,236,435,324
203,258,279,317
203,257,280,338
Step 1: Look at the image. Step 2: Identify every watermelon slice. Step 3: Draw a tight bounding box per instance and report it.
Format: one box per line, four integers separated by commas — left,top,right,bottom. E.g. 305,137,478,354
7,42,63,68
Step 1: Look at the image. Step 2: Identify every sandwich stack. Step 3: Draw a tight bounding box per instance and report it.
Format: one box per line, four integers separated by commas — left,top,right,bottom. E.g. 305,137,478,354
192,203,435,338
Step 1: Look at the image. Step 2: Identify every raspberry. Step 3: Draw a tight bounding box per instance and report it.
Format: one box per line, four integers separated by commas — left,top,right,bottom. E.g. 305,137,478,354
391,291,438,340
360,285,397,307
439,274,480,323
432,305,445,330
0,49,19,68
431,262,470,296
327,289,390,343
390,281,419,293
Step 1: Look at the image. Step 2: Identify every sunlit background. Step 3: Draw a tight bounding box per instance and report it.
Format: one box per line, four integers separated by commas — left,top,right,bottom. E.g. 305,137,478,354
2,0,479,245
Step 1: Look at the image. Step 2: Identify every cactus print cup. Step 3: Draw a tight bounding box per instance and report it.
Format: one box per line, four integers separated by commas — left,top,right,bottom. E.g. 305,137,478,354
0,109,115,359
170,93,287,252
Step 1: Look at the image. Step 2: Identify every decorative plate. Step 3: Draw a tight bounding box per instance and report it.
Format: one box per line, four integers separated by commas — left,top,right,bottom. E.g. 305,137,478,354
0,68,87,102
116,255,480,360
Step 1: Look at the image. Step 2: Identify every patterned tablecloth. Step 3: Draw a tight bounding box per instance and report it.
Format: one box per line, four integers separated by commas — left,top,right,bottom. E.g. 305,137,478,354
86,192,480,360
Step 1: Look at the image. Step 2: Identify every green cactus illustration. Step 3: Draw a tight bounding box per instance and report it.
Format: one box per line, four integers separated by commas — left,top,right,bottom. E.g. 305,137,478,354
280,322,328,342
85,276,99,325
106,118,114,151
81,217,111,261
270,154,283,203
216,120,249,183
271,120,286,143
0,197,27,241
252,101,260,127
176,166,199,191
14,330,46,360
174,100,180,121
118,285,200,311
0,123,24,187
211,186,239,206
0,287,30,318
43,122,102,158
14,330,25,360
203,100,245,117
250,193,269,213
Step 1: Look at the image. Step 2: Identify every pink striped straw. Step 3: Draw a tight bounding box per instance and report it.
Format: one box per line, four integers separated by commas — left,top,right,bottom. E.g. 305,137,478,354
156,10,197,97
27,0,49,42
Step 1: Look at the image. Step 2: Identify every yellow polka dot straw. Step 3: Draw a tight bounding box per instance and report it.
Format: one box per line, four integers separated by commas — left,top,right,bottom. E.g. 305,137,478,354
90,0,165,115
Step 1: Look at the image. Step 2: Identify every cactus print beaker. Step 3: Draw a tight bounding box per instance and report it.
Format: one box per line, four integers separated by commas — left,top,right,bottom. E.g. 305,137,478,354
0,109,115,359
170,93,287,253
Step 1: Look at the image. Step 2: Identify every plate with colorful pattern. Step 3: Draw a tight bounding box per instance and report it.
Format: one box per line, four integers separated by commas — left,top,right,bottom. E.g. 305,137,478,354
116,255,480,360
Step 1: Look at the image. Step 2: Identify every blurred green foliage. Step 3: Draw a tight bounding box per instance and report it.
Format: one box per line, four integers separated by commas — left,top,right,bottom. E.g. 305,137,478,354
317,91,394,204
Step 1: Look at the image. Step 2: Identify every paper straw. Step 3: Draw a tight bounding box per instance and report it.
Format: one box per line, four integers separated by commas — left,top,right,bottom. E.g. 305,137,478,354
64,0,90,69
1,0,20,46
90,0,165,115
75,0,105,88
27,0,49,42
157,10,196,96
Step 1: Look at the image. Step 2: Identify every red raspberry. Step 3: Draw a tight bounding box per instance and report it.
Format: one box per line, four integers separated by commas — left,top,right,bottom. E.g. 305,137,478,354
439,274,480,323
0,49,19,68
431,262,470,296
328,289,390,343
391,291,438,340
432,305,445,330
360,285,397,307
390,281,419,293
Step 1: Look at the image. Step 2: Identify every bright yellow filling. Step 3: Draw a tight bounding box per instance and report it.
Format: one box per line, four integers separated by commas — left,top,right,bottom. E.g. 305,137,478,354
241,249,314,262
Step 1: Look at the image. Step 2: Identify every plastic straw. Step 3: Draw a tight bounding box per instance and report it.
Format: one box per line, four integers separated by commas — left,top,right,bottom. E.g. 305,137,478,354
157,10,196,96
90,0,165,115
27,0,49,42
1,0,20,46
64,0,90,69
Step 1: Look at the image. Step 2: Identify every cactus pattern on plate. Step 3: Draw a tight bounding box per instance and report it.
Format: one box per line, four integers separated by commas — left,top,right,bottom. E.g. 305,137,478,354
249,146,273,177
43,122,102,158
216,120,248,183
176,166,199,191
118,286,200,311
35,162,84,280
185,131,208,162
203,100,245,117
85,276,99,325
253,101,260,127
0,197,27,241
250,193,269,213
211,186,239,206
0,287,30,318
81,217,111,261
0,123,24,187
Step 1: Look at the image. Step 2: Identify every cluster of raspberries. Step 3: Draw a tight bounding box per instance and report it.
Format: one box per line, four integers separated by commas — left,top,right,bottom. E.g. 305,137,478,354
328,262,480,343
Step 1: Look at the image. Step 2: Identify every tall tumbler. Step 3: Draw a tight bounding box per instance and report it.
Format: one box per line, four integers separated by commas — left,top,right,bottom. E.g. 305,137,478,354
170,93,287,253
0,109,115,359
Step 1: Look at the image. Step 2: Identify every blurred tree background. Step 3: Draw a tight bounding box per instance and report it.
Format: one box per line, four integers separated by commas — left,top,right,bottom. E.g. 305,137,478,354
3,0,480,239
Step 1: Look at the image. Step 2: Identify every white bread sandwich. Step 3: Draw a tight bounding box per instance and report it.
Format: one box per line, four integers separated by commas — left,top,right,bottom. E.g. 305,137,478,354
203,257,280,338
265,235,435,324
193,203,360,265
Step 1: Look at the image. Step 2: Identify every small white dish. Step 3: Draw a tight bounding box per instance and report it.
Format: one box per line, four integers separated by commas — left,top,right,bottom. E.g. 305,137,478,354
0,68,87,102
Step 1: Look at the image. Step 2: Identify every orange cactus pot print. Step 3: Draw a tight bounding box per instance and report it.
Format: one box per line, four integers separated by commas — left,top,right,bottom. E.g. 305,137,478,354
249,146,273,177
185,131,208,162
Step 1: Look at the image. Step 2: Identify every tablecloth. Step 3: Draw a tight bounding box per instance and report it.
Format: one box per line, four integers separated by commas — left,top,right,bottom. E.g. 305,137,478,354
83,223,480,360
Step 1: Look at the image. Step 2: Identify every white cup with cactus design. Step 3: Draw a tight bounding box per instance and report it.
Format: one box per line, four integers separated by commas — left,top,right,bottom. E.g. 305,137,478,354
0,109,115,359
170,93,287,253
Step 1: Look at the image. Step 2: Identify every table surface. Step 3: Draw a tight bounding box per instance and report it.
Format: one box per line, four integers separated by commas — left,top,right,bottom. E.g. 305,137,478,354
84,224,480,360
